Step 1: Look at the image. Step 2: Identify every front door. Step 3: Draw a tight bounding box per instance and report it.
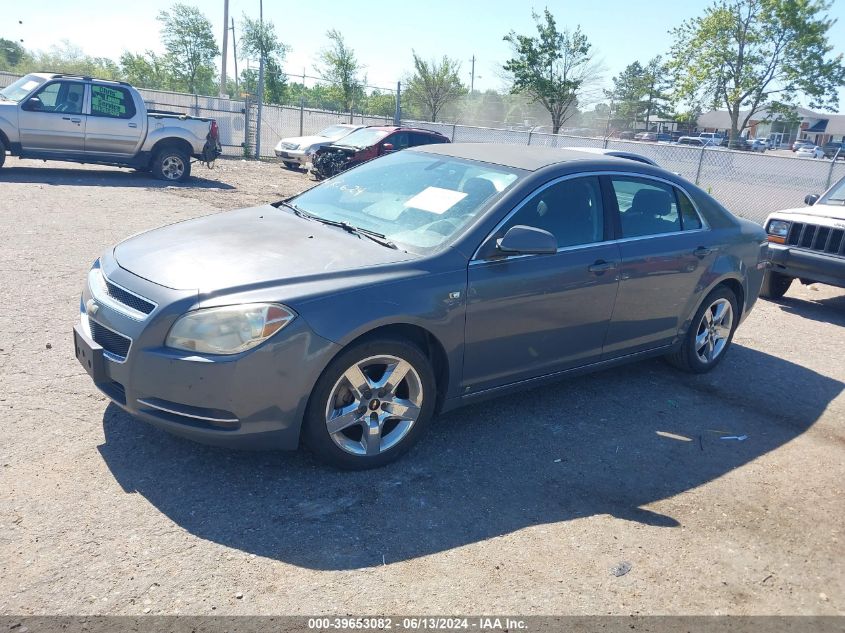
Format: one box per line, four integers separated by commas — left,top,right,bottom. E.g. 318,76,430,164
602,176,717,357
18,80,87,153
463,176,621,393
84,84,145,156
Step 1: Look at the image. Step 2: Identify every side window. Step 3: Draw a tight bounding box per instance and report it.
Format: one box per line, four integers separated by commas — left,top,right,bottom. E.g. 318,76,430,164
385,132,410,150
29,81,84,114
501,176,604,249
90,85,136,119
411,132,441,146
611,177,681,238
677,190,703,230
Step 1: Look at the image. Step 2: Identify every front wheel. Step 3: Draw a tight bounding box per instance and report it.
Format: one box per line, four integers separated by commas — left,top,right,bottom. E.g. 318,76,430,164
666,286,738,374
759,270,793,299
152,147,191,182
302,338,437,469
282,161,299,170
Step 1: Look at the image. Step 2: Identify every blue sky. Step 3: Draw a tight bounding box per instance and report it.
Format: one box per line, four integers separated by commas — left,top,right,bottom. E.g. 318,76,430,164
8,0,845,108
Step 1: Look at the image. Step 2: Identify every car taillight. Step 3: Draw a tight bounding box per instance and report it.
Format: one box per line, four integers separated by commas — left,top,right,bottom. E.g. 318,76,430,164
210,120,219,140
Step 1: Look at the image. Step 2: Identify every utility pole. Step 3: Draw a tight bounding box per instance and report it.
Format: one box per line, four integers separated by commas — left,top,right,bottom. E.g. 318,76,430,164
394,81,401,125
230,18,239,95
220,0,229,97
470,55,476,94
255,0,265,158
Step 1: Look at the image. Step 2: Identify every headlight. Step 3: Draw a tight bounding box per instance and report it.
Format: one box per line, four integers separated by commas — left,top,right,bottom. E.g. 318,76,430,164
165,303,296,355
767,219,790,238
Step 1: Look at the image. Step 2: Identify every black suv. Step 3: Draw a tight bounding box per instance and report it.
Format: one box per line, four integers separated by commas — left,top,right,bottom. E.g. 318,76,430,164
822,141,844,159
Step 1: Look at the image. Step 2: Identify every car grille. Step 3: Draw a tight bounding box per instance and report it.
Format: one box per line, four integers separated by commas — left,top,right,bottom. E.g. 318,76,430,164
280,142,299,150
786,222,845,256
90,320,132,360
103,278,155,315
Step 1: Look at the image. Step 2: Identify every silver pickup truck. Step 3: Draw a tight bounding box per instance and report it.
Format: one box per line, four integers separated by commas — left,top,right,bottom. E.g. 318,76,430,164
0,73,221,181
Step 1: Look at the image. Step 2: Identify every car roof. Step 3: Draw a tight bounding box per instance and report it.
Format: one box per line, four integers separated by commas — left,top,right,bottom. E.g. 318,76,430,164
366,125,446,135
560,146,658,166
413,142,653,171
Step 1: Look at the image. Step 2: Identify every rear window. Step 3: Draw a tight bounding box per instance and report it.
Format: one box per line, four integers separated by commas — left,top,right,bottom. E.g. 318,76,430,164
90,85,136,119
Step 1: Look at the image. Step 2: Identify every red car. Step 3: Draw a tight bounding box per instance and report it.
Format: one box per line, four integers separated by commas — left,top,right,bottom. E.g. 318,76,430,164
312,126,449,179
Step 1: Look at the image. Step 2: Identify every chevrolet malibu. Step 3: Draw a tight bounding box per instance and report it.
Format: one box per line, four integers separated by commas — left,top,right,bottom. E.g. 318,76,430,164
74,144,768,469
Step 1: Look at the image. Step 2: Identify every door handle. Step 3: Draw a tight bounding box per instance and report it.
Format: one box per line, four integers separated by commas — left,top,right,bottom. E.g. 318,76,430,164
62,117,81,125
588,260,617,273
128,122,138,128
693,246,712,258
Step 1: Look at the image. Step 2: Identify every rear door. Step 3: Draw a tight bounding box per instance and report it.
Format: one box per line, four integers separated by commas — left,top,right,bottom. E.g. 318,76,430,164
18,80,87,153
602,175,717,358
84,84,145,156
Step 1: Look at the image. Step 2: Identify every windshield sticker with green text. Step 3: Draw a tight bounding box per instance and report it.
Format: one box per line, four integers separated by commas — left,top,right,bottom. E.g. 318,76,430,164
92,86,126,117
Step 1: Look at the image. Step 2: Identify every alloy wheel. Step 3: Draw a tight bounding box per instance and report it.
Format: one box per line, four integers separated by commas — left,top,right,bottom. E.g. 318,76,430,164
325,354,424,457
695,298,733,364
161,155,185,180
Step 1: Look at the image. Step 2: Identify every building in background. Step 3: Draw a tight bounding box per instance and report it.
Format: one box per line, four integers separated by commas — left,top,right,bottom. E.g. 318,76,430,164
698,107,845,148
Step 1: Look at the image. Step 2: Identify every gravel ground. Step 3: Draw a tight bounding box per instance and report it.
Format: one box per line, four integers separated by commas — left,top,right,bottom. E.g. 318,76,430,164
0,157,843,616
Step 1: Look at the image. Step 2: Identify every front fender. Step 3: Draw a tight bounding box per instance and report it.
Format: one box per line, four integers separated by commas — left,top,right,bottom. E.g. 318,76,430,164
0,106,20,145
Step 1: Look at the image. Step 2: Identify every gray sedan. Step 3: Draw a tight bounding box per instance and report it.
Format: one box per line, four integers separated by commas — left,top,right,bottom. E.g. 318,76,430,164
74,144,768,469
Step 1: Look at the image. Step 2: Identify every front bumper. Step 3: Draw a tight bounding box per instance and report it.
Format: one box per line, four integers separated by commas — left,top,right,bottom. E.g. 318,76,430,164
75,256,341,450
274,148,309,165
767,243,845,289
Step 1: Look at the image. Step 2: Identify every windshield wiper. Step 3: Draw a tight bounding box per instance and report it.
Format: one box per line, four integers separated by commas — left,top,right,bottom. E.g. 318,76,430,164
280,201,398,249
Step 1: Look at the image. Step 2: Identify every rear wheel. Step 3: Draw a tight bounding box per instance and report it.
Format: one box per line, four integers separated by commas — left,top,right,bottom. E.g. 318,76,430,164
152,146,191,182
303,337,437,469
759,270,793,299
667,286,738,374
282,161,299,170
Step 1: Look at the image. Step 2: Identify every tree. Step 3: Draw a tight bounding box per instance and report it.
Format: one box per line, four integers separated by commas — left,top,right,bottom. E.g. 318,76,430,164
607,61,646,129
317,29,361,112
0,38,26,68
157,3,219,94
640,56,672,129
668,0,845,146
119,51,172,90
405,51,466,122
503,9,601,133
239,14,289,103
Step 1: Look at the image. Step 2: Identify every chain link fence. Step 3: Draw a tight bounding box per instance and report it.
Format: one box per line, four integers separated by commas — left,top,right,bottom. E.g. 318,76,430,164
3,71,844,225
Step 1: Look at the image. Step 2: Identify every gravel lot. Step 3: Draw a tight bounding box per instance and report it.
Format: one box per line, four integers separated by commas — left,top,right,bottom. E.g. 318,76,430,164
1,157,843,616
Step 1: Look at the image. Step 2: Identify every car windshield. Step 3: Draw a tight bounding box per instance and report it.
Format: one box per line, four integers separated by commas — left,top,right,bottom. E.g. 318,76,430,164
333,128,390,148
820,177,845,204
319,125,356,141
289,150,521,251
0,74,46,102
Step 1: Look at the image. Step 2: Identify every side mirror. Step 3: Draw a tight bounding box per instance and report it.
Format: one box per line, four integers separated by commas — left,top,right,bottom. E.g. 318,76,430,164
381,143,394,153
496,225,557,255
22,97,42,111
804,194,819,206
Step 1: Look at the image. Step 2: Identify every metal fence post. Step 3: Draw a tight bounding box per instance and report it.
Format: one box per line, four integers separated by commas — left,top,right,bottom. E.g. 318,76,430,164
194,93,199,117
603,137,609,149
527,130,533,146
394,82,401,125
452,124,457,142
825,155,838,190
695,146,706,185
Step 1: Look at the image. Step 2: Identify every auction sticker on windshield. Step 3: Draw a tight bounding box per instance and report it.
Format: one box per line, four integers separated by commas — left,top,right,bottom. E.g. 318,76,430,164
404,187,467,214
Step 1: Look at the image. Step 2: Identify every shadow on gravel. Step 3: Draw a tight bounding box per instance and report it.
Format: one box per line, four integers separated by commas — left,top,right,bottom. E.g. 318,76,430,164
98,345,842,570
0,166,234,189
768,291,845,326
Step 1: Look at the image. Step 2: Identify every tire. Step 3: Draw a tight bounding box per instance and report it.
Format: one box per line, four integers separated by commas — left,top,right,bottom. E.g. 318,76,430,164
666,285,739,374
302,337,437,470
759,270,793,299
151,146,191,182
282,161,299,170
0,138,6,169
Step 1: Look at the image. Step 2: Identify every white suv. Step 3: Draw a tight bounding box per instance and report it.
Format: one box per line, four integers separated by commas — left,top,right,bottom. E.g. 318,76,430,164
761,176,845,298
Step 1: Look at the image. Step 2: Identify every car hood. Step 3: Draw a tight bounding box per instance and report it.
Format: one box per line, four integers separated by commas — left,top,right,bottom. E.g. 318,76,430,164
276,135,328,148
113,206,416,293
771,203,845,222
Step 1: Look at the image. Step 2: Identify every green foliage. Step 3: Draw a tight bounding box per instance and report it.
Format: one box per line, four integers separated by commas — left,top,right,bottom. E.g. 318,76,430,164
0,38,26,68
6,41,121,79
668,0,845,143
503,8,598,133
239,14,289,103
119,51,172,90
157,3,219,94
404,51,465,122
317,29,361,111
607,56,671,130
